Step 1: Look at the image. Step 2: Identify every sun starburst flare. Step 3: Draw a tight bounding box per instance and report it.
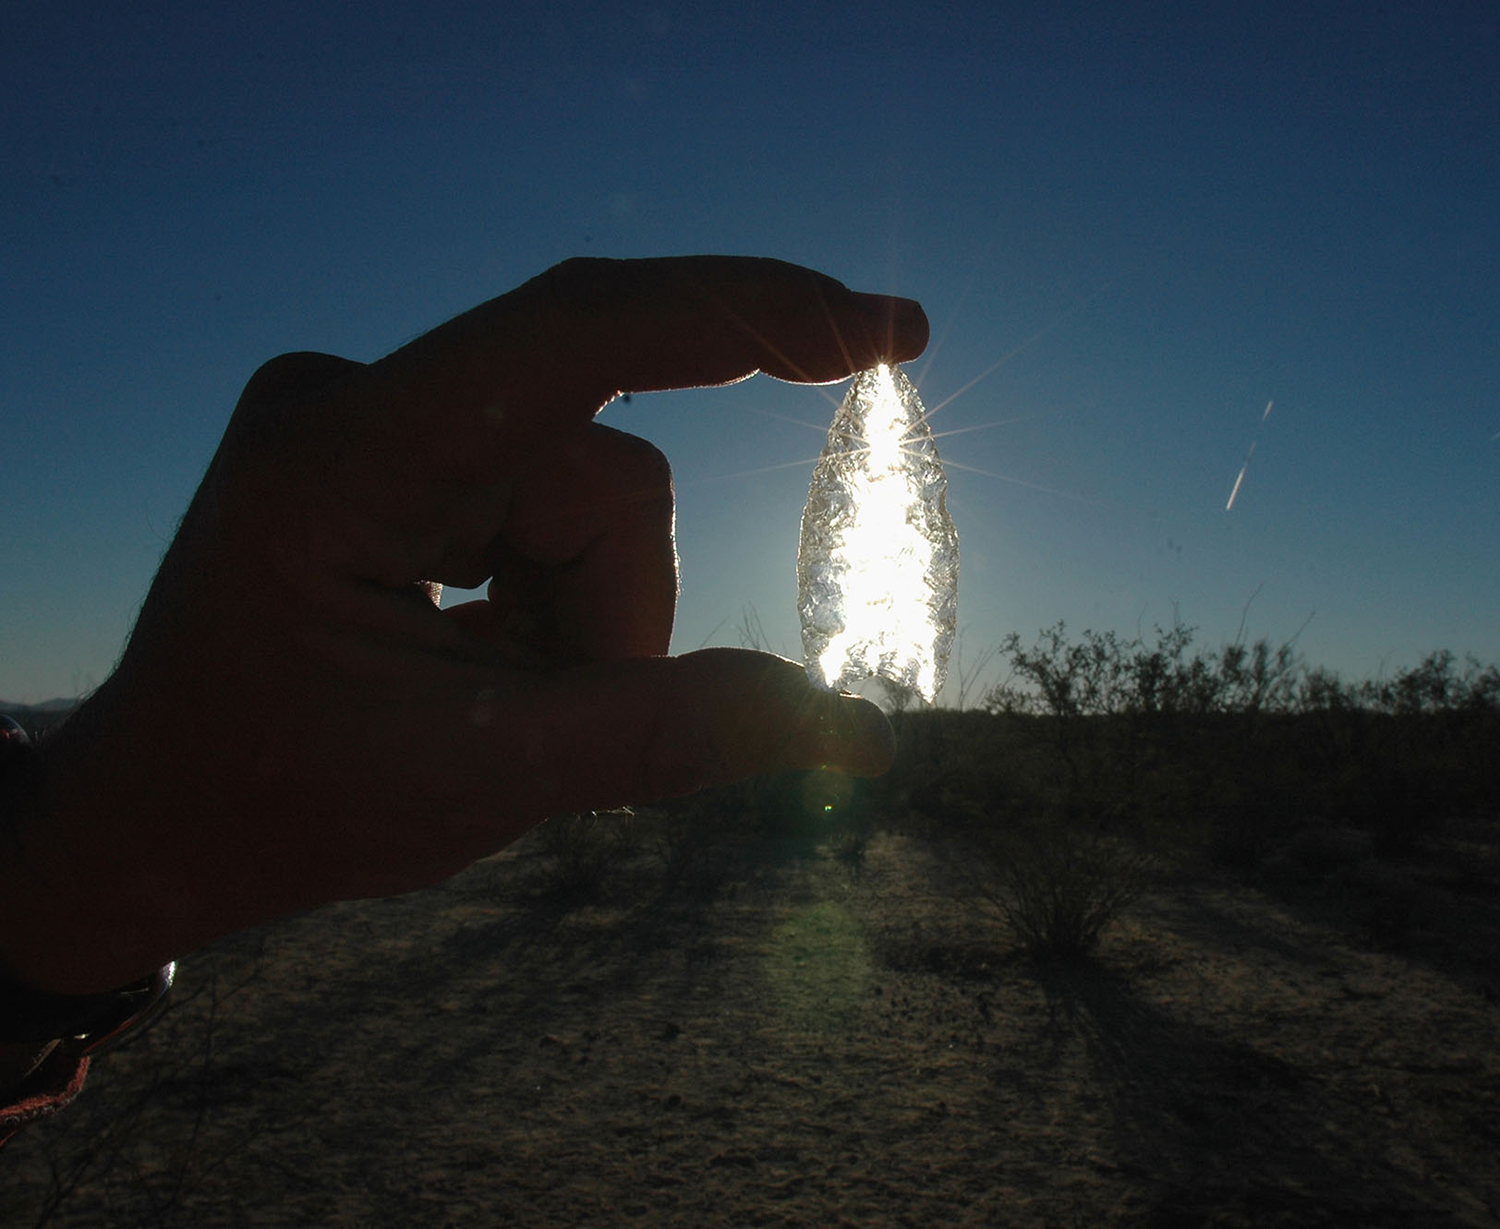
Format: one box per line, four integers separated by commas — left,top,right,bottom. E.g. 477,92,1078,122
797,363,959,703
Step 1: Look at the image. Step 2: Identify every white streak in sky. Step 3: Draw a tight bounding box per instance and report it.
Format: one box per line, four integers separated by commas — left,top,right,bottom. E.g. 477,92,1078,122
1225,445,1254,511
1226,400,1274,512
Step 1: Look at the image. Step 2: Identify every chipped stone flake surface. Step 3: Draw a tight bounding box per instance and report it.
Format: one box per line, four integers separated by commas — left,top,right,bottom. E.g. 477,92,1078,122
797,363,959,703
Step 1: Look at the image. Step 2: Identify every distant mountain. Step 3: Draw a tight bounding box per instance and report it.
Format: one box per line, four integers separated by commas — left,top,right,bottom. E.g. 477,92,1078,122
0,697,81,736
0,697,81,714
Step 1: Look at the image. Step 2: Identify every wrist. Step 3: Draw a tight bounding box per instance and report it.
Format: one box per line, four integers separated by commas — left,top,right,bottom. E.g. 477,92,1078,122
0,716,53,990
0,698,168,995
0,711,175,1103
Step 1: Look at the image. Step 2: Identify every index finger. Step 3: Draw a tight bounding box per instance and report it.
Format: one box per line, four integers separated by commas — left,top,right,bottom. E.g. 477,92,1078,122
354,256,928,475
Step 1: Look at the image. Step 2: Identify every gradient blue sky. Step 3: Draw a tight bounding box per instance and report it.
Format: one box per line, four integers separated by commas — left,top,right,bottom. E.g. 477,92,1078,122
4,0,1497,705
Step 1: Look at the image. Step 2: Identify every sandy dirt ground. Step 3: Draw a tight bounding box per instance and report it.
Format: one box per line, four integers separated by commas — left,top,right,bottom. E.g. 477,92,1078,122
5,823,1499,1228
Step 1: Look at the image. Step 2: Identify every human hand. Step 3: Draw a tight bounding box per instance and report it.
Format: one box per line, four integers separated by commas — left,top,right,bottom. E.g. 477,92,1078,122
0,257,927,992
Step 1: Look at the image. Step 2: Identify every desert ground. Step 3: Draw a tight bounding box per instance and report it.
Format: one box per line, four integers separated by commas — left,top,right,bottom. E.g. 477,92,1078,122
5,787,1499,1228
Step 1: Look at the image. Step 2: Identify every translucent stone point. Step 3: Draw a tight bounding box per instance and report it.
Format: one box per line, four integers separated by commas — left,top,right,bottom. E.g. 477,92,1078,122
797,363,959,703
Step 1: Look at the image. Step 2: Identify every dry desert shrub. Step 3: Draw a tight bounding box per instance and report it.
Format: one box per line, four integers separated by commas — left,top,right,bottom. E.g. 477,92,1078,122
640,798,746,898
531,809,638,895
823,808,874,864
965,824,1155,963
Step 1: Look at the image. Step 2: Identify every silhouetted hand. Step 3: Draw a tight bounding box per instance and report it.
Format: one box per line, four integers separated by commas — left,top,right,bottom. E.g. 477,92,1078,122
0,257,928,993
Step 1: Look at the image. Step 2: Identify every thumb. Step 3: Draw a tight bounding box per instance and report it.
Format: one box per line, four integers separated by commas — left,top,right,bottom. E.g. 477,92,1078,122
509,648,896,813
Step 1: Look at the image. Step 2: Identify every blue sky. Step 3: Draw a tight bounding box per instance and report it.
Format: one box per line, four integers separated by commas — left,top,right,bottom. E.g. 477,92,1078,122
4,0,1497,704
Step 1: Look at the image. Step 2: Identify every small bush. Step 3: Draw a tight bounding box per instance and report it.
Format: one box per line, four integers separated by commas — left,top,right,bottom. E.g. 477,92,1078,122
966,825,1154,963
824,809,874,864
532,810,637,895
642,799,744,899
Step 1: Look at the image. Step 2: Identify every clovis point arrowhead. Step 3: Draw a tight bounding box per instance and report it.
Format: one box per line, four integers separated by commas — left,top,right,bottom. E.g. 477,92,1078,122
796,363,958,704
